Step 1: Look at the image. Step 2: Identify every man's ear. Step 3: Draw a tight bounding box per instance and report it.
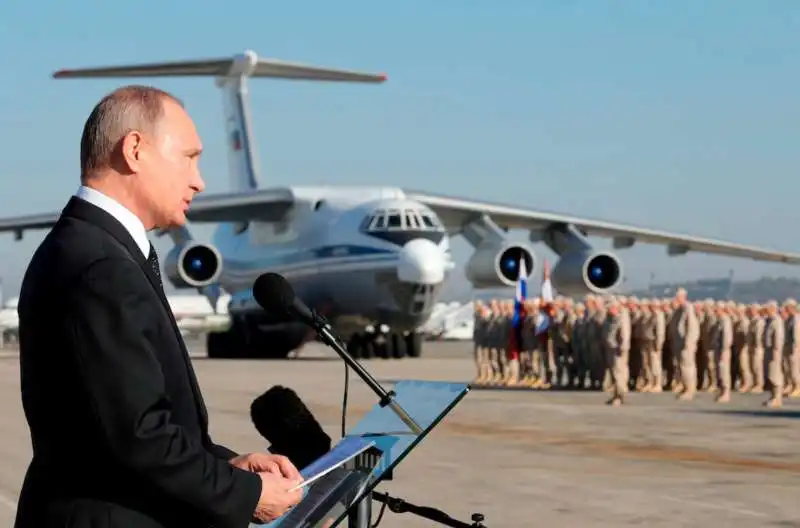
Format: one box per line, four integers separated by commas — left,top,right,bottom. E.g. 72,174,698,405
120,130,144,172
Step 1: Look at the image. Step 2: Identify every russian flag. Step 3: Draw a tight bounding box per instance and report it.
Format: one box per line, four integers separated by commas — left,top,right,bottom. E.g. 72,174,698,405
535,259,554,337
507,257,527,361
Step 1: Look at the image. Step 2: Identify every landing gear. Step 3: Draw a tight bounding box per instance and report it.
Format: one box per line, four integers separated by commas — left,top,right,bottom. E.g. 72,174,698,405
206,330,234,359
346,330,423,359
206,316,304,359
406,331,422,358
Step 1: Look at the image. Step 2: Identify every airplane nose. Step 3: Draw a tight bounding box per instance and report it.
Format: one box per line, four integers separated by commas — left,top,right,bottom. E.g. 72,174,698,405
396,238,445,285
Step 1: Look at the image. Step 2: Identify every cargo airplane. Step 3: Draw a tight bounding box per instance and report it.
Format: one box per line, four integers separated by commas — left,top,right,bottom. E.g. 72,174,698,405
2,50,800,360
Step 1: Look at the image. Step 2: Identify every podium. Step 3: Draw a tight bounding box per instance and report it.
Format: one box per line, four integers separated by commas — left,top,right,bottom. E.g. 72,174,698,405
254,379,470,528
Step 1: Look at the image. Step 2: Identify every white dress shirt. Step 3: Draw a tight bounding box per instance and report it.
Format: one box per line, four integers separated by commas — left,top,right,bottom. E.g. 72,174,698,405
74,185,151,259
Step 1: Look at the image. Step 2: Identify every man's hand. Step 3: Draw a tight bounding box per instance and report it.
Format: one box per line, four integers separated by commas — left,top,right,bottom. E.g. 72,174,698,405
252,472,304,523
230,453,302,481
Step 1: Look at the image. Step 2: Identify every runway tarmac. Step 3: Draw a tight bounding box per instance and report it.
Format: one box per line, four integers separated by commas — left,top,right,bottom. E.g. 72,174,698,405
0,341,799,527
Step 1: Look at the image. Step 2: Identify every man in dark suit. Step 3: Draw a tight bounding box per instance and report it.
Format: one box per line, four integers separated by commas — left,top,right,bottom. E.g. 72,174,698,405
14,85,304,527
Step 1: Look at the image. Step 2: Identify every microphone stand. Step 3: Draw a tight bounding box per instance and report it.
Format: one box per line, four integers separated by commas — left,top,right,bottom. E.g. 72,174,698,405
303,309,430,528
372,492,488,528
306,309,424,435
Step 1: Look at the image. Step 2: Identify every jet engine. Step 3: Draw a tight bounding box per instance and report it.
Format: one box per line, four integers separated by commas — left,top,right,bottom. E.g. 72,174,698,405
163,241,223,289
464,242,536,288
550,250,623,297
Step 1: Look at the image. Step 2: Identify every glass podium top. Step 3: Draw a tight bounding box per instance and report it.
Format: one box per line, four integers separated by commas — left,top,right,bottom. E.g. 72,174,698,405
255,380,470,528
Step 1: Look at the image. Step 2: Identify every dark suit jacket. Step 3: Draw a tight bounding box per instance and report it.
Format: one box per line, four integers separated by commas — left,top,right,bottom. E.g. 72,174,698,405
14,197,261,527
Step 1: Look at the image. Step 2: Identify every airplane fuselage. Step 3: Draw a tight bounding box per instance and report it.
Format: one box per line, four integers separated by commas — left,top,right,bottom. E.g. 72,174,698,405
209,187,455,348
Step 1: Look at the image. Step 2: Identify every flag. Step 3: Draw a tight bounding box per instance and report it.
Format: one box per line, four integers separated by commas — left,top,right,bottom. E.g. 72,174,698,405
507,257,527,361
535,259,554,337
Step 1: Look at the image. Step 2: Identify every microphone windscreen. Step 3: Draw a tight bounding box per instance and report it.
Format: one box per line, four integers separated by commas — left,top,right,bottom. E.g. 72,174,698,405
252,273,295,316
250,386,332,469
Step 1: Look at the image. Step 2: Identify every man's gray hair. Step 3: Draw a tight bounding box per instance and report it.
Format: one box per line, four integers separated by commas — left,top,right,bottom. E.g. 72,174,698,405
80,84,183,179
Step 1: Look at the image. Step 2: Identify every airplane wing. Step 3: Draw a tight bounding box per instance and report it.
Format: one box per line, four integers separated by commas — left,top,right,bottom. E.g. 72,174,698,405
185,187,294,223
404,190,800,265
0,213,61,240
52,51,387,84
0,188,295,240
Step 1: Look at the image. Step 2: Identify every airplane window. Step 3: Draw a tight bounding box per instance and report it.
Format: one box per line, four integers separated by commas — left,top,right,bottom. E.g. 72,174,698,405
415,211,429,230
360,215,373,231
363,208,442,233
424,213,445,230
405,210,424,229
387,212,402,229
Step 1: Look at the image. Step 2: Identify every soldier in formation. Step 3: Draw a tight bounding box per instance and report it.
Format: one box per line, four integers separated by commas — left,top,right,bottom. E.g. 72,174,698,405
471,292,800,408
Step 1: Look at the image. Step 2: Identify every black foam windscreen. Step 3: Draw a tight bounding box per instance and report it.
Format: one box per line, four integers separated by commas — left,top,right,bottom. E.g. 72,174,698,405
250,385,332,470
252,273,295,317
252,272,315,324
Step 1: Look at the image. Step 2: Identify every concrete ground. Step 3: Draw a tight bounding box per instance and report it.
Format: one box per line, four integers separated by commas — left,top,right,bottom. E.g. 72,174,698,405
0,341,799,527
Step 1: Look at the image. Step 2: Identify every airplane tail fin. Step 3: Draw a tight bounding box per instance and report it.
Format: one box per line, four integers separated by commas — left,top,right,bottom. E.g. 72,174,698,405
53,50,387,192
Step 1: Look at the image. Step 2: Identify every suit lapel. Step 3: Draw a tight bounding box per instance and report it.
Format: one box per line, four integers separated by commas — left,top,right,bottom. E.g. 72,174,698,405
139,256,209,427
144,269,211,429
61,197,210,429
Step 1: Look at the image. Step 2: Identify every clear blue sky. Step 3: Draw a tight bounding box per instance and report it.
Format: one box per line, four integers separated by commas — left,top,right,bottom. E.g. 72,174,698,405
0,0,797,297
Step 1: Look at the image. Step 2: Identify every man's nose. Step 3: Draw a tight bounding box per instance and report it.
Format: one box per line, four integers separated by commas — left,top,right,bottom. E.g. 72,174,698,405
193,173,206,193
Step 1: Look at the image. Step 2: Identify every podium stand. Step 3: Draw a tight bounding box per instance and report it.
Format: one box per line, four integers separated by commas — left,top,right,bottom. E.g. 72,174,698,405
255,379,470,528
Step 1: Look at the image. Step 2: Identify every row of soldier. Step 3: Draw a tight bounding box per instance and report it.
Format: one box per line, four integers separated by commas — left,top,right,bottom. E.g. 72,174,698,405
472,288,799,407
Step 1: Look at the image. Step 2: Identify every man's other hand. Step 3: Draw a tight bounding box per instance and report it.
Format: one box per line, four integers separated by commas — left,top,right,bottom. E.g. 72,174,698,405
252,472,304,523
230,453,303,481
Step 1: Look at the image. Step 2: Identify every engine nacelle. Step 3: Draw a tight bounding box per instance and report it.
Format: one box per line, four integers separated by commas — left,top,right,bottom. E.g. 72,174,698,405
163,242,223,289
465,242,536,288
551,250,623,297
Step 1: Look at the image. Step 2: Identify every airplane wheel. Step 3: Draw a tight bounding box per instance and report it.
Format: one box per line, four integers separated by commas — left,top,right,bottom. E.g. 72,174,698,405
362,340,376,359
347,335,362,359
225,317,251,358
246,327,297,359
391,334,406,359
206,331,228,359
245,331,266,358
405,332,423,358
374,339,391,359
207,328,242,359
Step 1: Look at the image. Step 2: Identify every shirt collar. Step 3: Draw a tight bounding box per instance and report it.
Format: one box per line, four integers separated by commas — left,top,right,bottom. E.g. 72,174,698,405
74,185,151,259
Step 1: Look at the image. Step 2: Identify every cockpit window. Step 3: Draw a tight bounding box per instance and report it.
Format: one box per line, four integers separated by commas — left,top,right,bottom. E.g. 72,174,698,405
361,208,444,234
386,211,402,229
370,214,385,230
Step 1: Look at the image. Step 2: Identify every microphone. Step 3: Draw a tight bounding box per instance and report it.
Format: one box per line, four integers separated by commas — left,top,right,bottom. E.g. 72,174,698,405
250,385,331,471
252,273,315,325
252,273,423,435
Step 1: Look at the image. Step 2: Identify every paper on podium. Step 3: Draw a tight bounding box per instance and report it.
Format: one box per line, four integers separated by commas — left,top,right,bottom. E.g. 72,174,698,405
291,436,375,491
260,465,369,528
253,436,391,528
